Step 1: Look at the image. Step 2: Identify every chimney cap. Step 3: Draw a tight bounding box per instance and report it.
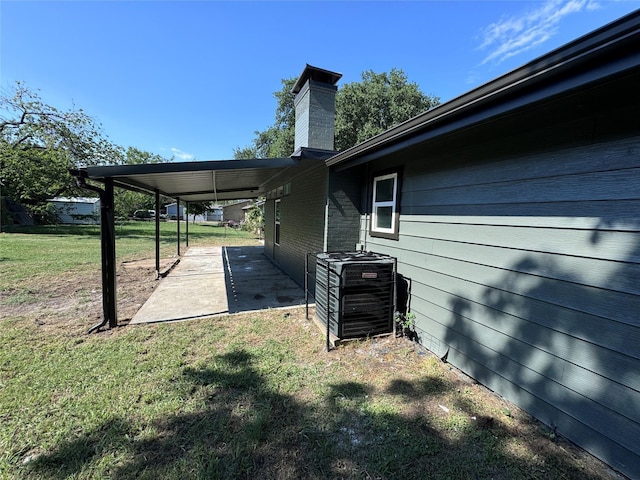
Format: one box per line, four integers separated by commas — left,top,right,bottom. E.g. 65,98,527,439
291,64,342,94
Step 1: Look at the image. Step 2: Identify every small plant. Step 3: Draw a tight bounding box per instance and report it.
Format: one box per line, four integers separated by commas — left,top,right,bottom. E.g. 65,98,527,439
395,311,416,340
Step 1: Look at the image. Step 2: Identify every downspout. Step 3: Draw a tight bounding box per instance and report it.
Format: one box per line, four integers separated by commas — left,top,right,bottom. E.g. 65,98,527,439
75,175,118,333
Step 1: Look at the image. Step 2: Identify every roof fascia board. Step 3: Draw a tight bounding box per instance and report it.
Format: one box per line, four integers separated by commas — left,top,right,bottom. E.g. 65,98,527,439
327,10,640,169
70,168,170,198
333,51,640,171
83,157,300,179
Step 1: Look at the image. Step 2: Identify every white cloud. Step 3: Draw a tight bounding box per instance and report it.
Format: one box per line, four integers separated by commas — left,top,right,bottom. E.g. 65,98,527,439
170,147,195,161
478,0,601,66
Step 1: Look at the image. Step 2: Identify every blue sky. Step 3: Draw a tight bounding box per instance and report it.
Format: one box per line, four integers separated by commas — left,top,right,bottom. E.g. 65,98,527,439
1,1,638,161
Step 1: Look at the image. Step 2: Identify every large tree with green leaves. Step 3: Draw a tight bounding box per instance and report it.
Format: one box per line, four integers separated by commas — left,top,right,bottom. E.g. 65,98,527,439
234,69,439,159
185,201,211,224
335,68,439,150
0,82,123,221
113,147,169,219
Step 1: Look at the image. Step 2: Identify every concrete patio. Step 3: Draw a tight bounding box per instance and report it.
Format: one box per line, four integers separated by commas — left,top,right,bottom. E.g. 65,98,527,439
130,245,307,324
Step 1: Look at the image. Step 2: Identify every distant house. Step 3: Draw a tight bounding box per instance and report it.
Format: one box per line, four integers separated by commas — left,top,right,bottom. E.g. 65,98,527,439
47,197,100,224
206,205,223,222
165,202,185,220
222,200,252,224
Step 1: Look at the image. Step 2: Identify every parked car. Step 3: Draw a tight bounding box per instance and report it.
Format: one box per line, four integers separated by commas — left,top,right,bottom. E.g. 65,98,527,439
133,209,154,220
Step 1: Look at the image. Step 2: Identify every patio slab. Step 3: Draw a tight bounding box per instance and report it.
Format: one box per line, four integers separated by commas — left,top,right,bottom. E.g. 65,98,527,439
130,245,307,324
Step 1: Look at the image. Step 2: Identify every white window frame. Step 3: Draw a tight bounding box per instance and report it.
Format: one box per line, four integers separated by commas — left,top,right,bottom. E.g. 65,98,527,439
371,172,399,238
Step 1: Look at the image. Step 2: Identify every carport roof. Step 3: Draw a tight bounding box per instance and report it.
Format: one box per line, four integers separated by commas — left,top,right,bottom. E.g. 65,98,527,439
72,157,300,202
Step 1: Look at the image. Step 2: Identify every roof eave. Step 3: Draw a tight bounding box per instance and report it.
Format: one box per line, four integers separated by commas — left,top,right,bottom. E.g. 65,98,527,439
327,10,640,169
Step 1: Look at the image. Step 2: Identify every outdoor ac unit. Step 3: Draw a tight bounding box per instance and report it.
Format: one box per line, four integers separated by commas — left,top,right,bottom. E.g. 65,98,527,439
315,252,395,339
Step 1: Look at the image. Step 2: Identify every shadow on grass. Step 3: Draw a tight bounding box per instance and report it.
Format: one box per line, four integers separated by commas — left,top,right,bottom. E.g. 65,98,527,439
26,348,607,480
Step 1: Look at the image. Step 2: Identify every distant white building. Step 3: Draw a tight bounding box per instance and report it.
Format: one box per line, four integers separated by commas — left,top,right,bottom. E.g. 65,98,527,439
47,197,100,224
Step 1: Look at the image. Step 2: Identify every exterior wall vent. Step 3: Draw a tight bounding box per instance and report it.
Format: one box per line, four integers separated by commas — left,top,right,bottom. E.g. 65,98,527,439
315,252,396,340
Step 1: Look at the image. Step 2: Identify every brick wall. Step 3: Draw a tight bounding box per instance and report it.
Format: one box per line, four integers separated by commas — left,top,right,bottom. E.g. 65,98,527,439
264,160,328,287
325,167,364,252
294,80,337,151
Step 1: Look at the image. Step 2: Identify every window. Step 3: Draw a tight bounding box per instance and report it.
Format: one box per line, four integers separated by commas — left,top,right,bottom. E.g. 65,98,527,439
274,199,281,245
371,171,400,239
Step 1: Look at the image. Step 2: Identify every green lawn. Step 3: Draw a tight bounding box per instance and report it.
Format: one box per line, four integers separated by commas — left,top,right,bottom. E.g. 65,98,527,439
0,221,255,296
0,225,616,479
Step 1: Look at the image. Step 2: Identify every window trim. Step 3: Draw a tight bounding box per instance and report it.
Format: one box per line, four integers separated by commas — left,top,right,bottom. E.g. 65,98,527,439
274,199,281,245
370,169,401,240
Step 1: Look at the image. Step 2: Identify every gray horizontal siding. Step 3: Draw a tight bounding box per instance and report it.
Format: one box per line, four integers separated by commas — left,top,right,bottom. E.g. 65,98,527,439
403,136,640,191
362,136,640,477
409,292,640,435
401,221,640,263
404,167,640,206
407,280,639,413
398,228,640,295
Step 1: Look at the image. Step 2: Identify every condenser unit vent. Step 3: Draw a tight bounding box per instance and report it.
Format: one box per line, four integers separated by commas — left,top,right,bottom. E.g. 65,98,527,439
315,252,395,339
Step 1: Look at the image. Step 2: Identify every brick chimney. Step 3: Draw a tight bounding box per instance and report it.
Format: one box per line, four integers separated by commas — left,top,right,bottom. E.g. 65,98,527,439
291,65,342,153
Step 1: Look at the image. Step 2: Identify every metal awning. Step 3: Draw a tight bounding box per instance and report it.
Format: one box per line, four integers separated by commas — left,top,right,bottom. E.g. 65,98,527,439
74,157,301,202
70,157,302,332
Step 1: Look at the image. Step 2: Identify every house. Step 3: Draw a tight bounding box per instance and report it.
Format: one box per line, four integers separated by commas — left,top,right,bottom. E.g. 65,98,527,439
47,197,100,224
206,205,223,222
222,200,253,224
165,202,185,220
261,13,640,479
71,11,639,478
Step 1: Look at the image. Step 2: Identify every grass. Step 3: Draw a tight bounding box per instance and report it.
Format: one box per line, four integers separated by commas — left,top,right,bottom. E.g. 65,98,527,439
0,225,618,479
0,221,255,300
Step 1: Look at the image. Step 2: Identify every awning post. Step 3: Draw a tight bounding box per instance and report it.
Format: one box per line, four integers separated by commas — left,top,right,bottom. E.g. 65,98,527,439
186,201,189,248
74,174,117,332
176,197,181,257
155,189,160,279
103,178,117,328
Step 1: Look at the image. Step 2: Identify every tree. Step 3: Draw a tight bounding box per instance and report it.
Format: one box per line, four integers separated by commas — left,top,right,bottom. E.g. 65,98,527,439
186,202,210,223
0,82,123,222
234,69,439,158
113,147,169,218
335,69,439,150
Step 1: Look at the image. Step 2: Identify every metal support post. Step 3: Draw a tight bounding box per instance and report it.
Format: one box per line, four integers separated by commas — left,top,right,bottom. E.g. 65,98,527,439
103,178,117,328
176,197,181,257
304,253,309,320
155,189,160,279
75,174,117,332
185,201,189,248
326,257,331,352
